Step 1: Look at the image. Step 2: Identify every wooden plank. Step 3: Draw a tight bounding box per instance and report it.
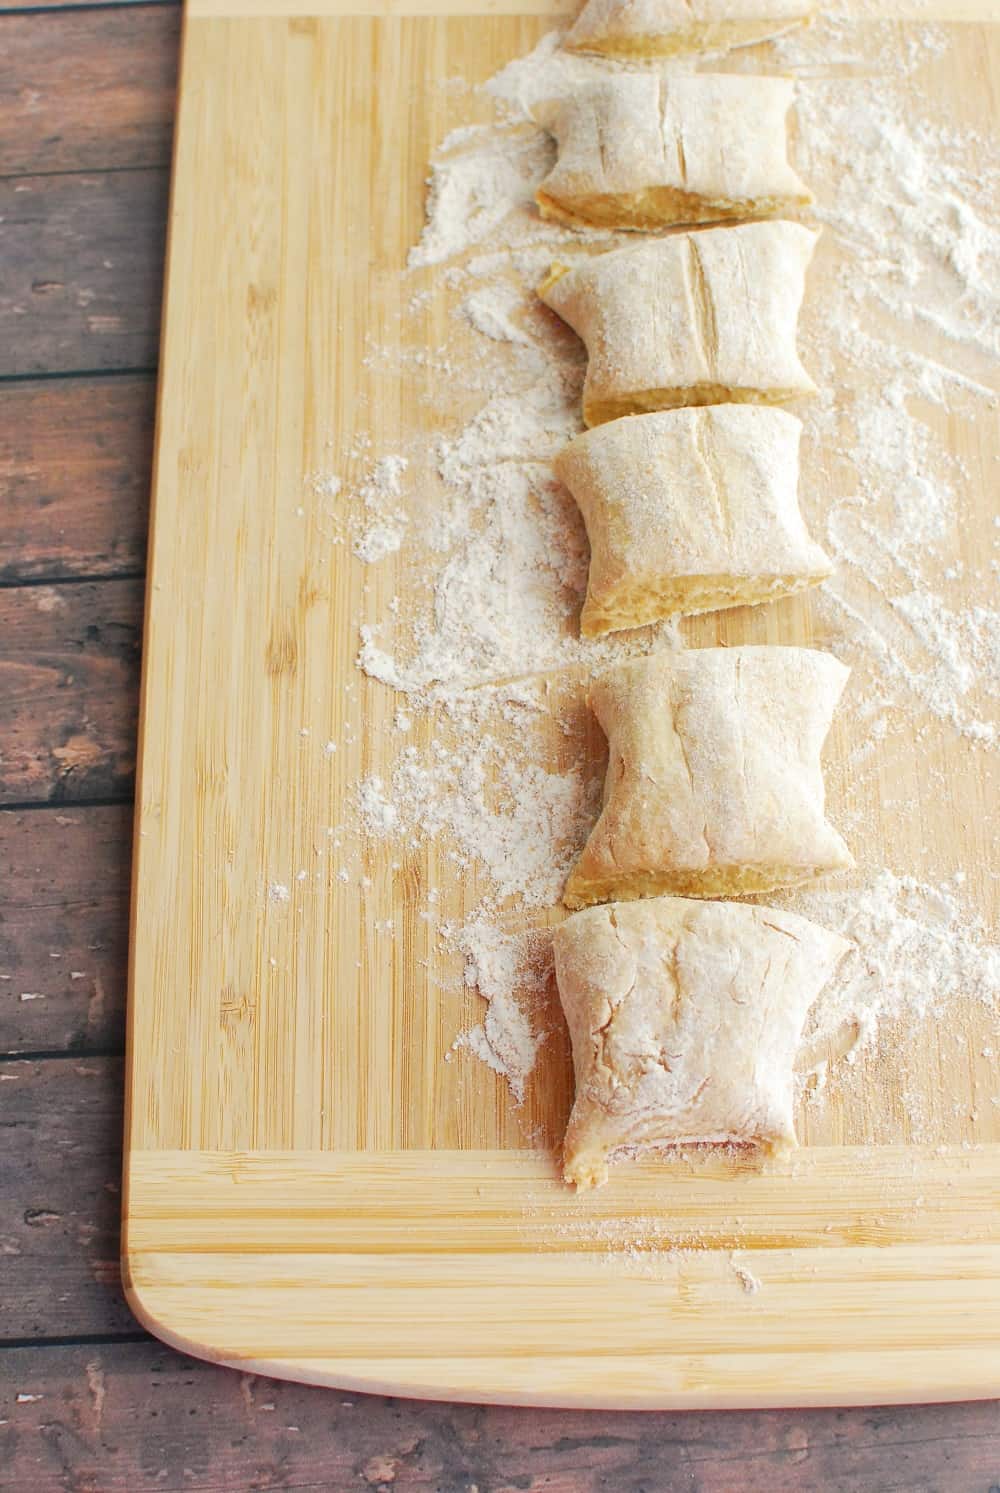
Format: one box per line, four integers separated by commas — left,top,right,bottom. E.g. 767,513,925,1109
0,376,153,583
0,169,167,377
3,1339,1000,1492
0,805,131,1054
127,1147,1000,1256
0,578,142,806
0,8,179,177
0,0,177,12
0,1056,135,1339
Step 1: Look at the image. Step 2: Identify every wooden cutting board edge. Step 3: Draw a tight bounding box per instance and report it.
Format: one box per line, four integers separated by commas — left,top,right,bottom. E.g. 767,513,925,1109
123,1145,1000,1408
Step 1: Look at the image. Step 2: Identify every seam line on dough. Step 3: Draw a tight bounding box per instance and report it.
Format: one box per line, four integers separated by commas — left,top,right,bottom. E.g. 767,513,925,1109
691,409,732,548
670,676,712,862
733,652,756,850
687,236,718,381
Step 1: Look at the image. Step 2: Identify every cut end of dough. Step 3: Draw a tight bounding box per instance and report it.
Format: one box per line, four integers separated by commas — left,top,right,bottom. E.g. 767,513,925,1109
537,263,571,300
583,383,818,428
563,1134,793,1191
563,1147,610,1191
536,188,813,234
761,1131,797,1161
579,570,832,637
562,856,854,910
563,8,816,61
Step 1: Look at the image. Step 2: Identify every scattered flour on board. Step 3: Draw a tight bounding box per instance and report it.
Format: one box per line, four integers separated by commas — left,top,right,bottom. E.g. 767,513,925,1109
357,776,399,836
306,454,412,560
731,1256,762,1295
317,15,1000,1108
353,523,404,564
460,283,536,346
792,870,1000,1061
781,33,1000,748
447,923,554,1102
383,711,599,908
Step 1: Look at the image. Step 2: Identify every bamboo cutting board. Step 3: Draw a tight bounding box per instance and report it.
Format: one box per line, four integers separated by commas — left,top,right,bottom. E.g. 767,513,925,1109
123,0,1000,1406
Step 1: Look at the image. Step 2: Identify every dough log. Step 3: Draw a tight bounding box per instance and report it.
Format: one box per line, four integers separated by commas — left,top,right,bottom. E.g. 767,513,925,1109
564,645,853,908
538,221,819,427
556,405,832,635
555,894,852,1189
537,74,811,232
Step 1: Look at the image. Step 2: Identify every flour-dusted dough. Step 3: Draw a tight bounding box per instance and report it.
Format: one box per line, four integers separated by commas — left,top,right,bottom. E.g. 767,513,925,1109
538,221,818,427
536,75,810,231
557,406,832,636
564,0,815,59
564,646,853,908
554,896,852,1189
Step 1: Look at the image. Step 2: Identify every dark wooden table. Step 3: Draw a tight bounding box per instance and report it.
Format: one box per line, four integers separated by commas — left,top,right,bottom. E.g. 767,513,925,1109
2,4,999,1487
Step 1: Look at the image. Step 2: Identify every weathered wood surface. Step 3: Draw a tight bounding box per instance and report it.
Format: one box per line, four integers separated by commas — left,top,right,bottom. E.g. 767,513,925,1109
0,0,175,12
0,806,131,1054
0,1057,134,1340
0,376,153,582
0,578,142,805
0,169,168,376
3,1338,1000,1492
0,7,178,176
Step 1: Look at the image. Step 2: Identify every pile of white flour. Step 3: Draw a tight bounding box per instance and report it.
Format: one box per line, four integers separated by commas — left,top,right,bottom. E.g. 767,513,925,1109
324,9,1000,1114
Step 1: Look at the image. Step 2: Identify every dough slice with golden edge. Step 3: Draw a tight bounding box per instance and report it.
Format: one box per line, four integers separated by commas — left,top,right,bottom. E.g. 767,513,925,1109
536,75,811,232
538,221,818,427
563,645,853,908
554,896,852,1190
564,0,815,60
557,405,832,636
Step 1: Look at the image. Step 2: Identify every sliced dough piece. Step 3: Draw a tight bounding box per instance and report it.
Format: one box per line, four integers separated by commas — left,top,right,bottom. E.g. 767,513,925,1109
564,0,815,60
536,75,810,232
554,895,852,1189
563,645,852,908
556,405,832,636
538,221,818,427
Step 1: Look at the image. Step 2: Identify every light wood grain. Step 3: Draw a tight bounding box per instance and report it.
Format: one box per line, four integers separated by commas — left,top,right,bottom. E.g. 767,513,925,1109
125,1146,1000,1407
124,5,1000,1405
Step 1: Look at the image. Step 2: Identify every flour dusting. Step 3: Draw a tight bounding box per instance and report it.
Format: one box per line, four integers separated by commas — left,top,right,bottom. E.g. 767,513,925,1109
794,871,1000,1063
785,44,1000,747
449,923,554,1102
